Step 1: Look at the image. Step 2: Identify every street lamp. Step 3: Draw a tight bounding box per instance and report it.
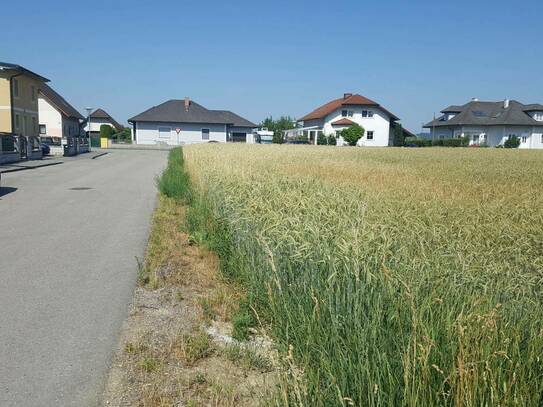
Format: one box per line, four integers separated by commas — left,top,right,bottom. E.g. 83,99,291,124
85,107,93,151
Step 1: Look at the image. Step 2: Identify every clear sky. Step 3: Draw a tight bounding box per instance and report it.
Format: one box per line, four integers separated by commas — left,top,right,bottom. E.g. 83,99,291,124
3,0,543,132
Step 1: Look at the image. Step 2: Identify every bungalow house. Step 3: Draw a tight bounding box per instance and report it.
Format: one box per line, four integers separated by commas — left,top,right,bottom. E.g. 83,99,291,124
84,108,123,147
38,83,87,155
0,62,49,163
128,98,256,145
289,93,400,146
424,99,543,149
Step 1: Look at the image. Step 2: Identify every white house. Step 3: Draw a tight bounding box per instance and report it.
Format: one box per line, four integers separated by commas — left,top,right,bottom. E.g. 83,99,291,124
38,83,86,155
288,93,400,146
424,99,543,149
128,98,256,145
84,108,123,146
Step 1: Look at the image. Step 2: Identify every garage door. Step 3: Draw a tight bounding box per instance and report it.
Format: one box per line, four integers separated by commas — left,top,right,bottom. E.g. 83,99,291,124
158,127,171,142
231,132,247,143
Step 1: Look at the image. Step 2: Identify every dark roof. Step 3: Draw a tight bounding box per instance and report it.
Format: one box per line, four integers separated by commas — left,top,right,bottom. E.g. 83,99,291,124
0,62,50,82
89,108,123,130
424,100,543,128
128,99,256,127
39,83,84,120
299,93,399,121
523,104,543,111
331,118,356,126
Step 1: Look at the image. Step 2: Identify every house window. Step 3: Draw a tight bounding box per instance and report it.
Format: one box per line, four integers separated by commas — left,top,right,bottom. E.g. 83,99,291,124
39,124,46,134
366,131,374,140
202,128,210,140
472,134,480,143
158,127,171,139
12,78,19,98
342,110,347,117
15,114,20,130
534,112,543,121
521,136,527,143
541,134,543,143
362,110,374,118
342,110,353,117
31,85,36,101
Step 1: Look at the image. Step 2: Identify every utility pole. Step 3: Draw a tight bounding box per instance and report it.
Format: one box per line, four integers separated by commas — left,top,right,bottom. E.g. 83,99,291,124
86,107,93,152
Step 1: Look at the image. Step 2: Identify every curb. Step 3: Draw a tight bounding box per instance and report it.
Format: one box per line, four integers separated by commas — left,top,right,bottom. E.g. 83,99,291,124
91,152,109,159
0,161,63,174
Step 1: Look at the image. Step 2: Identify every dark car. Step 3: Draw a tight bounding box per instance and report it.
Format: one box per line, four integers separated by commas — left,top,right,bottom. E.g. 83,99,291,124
41,143,50,156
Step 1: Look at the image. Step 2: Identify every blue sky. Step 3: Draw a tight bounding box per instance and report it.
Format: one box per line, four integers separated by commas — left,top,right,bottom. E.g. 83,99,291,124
3,0,543,132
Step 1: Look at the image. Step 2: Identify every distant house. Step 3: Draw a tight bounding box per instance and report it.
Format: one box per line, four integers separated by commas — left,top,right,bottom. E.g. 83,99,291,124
38,83,87,155
290,93,400,146
84,108,123,146
128,98,256,145
0,62,49,163
424,99,543,149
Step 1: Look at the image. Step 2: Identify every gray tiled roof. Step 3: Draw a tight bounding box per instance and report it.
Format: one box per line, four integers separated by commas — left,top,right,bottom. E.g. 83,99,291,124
128,99,256,127
425,100,543,128
0,62,50,82
89,108,124,131
39,83,84,120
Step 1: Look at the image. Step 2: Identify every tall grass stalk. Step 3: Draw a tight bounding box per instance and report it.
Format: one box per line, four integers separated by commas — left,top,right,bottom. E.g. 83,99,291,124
175,144,543,406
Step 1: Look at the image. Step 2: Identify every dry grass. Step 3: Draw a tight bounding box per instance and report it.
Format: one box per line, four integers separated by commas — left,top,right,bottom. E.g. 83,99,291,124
102,194,276,406
182,144,543,406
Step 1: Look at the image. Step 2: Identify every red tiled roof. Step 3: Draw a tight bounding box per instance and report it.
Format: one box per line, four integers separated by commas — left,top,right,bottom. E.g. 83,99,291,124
331,118,356,126
300,93,399,121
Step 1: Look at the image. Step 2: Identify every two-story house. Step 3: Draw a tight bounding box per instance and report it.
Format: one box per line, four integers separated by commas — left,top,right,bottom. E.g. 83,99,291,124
424,99,543,149
0,62,49,163
38,83,86,155
290,93,400,146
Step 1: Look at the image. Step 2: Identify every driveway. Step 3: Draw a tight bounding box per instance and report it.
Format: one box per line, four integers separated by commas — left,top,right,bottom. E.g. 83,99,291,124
0,150,168,406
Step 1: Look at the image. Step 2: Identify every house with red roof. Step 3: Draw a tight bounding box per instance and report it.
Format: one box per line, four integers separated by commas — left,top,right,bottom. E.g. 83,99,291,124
289,93,400,146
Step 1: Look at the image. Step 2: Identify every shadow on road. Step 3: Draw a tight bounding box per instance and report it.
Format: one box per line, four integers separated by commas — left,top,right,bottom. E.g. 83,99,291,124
0,187,18,198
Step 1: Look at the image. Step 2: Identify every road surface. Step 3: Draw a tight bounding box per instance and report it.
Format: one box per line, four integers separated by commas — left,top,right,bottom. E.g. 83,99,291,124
0,150,167,406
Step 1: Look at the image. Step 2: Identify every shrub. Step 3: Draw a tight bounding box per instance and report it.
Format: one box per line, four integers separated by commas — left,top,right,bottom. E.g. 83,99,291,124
317,132,327,145
340,124,365,146
504,135,520,148
404,137,431,147
99,124,115,139
327,134,337,145
232,299,256,341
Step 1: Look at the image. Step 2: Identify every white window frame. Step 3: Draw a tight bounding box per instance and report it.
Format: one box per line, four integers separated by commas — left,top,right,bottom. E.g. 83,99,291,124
158,126,171,139
201,128,210,140
366,131,374,140
39,124,46,134
362,110,374,118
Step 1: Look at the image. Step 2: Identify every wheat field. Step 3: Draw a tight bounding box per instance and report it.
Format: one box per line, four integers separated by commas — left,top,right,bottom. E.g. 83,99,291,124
179,144,543,406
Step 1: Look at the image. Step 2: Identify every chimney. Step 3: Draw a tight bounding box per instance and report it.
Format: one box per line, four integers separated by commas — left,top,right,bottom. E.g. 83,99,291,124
343,93,353,100
184,97,190,112
504,99,510,109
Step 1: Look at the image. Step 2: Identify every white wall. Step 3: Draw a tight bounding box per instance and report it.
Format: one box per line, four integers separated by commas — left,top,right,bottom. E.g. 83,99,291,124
84,119,114,133
430,125,543,148
229,126,255,143
38,96,62,138
135,121,227,145
322,107,392,147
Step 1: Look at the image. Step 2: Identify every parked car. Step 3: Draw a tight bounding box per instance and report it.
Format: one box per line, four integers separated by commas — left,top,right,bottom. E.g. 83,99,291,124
41,143,50,156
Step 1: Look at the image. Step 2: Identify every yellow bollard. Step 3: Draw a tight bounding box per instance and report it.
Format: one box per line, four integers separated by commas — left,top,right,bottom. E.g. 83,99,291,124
100,137,108,148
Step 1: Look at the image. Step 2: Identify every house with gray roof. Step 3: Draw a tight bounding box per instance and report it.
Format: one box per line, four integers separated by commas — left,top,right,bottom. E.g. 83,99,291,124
128,98,256,145
424,99,543,148
38,83,86,154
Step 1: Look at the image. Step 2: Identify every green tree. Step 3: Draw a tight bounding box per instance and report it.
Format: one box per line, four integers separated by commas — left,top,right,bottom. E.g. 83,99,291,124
392,123,405,147
260,116,295,144
341,124,365,146
99,124,115,139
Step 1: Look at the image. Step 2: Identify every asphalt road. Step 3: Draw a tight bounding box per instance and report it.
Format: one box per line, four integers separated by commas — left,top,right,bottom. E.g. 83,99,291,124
0,150,167,406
